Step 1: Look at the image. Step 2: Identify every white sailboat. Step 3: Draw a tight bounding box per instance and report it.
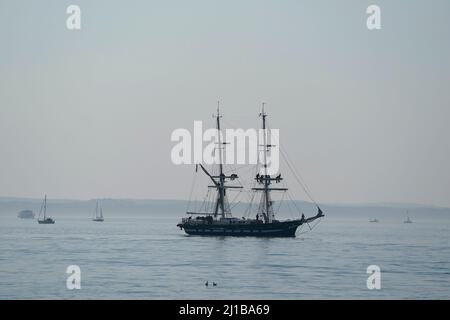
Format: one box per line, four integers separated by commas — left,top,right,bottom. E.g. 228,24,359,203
37,195,55,224
92,201,104,222
404,210,413,223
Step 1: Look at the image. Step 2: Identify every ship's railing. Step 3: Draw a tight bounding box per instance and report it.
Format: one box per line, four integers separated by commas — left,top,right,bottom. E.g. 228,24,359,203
180,217,208,224
180,216,267,225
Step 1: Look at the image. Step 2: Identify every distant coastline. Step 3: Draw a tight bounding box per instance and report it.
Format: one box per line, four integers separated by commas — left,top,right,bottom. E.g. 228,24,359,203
1,197,449,217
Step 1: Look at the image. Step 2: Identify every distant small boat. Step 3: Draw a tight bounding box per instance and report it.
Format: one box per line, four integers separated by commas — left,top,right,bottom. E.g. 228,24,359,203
18,210,35,219
92,201,104,222
37,195,55,224
369,218,379,223
404,210,413,223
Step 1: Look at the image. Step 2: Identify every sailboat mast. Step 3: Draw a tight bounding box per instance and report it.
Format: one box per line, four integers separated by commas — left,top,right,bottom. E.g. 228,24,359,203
44,195,47,219
215,102,226,218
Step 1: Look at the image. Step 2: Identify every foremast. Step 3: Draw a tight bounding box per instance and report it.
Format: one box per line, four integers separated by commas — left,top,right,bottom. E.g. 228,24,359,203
215,104,227,218
194,103,242,219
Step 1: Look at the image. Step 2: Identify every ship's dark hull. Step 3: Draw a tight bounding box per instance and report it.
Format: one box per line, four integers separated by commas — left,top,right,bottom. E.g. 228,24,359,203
179,219,303,237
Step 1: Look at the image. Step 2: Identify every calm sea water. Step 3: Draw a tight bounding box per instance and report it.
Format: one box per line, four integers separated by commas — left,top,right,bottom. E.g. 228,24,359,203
0,212,449,299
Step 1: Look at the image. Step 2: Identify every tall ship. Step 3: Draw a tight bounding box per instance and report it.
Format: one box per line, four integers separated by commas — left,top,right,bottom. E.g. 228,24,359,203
177,105,324,237
92,200,104,222
37,195,55,224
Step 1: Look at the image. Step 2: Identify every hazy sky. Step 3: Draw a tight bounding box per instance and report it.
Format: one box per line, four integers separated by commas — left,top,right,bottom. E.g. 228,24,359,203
1,0,449,206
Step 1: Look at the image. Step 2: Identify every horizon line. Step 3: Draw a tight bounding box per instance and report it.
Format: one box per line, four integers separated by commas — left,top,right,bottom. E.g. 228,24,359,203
0,196,448,210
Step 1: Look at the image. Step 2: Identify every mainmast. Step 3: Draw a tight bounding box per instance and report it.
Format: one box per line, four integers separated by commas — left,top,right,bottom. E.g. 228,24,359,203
261,104,272,223
261,104,270,222
254,104,287,223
